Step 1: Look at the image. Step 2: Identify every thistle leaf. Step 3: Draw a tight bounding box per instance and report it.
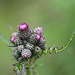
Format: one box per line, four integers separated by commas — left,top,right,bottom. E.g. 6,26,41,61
7,24,14,31
0,34,10,45
0,34,14,50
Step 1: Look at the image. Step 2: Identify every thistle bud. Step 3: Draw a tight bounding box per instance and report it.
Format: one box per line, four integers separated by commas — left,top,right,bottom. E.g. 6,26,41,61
10,36,23,46
10,32,18,42
34,46,41,53
35,34,41,40
17,57,23,63
38,37,46,50
26,43,34,51
17,23,28,31
17,45,24,52
21,49,32,59
12,49,20,59
29,33,41,45
33,27,44,35
17,23,32,39
10,36,16,43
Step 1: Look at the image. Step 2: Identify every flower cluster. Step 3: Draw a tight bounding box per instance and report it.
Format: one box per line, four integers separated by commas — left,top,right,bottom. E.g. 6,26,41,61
10,23,46,63
9,23,75,75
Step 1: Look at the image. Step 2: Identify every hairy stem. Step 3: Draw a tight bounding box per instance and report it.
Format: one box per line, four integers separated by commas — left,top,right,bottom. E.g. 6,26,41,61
26,68,37,75
44,31,75,54
26,57,37,75
15,57,37,75
55,31,75,52
16,70,21,75
22,64,26,75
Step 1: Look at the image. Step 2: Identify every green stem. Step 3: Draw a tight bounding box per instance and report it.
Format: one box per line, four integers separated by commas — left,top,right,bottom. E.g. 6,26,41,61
22,64,26,75
57,32,74,51
55,31,75,53
44,31,75,54
26,57,37,75
26,68,37,75
16,70,21,75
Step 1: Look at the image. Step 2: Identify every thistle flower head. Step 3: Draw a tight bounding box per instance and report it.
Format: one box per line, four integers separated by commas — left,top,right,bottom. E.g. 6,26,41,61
21,49,32,59
33,27,44,34
17,45,24,52
35,34,41,40
10,32,19,44
29,33,41,44
36,30,41,34
17,23,28,31
34,46,41,53
40,37,46,45
10,36,16,43
12,49,20,59
25,43,34,50
10,36,22,46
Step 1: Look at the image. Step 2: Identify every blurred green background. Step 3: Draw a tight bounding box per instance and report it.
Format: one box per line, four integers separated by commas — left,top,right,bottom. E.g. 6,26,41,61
0,0,75,75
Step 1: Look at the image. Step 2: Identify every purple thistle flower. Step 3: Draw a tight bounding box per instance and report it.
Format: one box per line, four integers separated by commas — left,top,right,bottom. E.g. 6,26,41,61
17,23,32,39
33,27,44,35
10,36,16,43
38,27,43,31
41,37,45,41
38,37,46,50
36,30,41,34
24,54,28,58
35,34,41,40
10,32,18,43
21,49,32,59
29,33,41,45
17,23,28,31
10,36,23,46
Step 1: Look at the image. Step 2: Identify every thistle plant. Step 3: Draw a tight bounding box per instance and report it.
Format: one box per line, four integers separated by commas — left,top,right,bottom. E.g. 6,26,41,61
0,23,75,75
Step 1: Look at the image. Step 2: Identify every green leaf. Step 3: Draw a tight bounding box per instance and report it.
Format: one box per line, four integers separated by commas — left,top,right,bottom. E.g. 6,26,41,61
0,34,10,45
0,34,14,50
